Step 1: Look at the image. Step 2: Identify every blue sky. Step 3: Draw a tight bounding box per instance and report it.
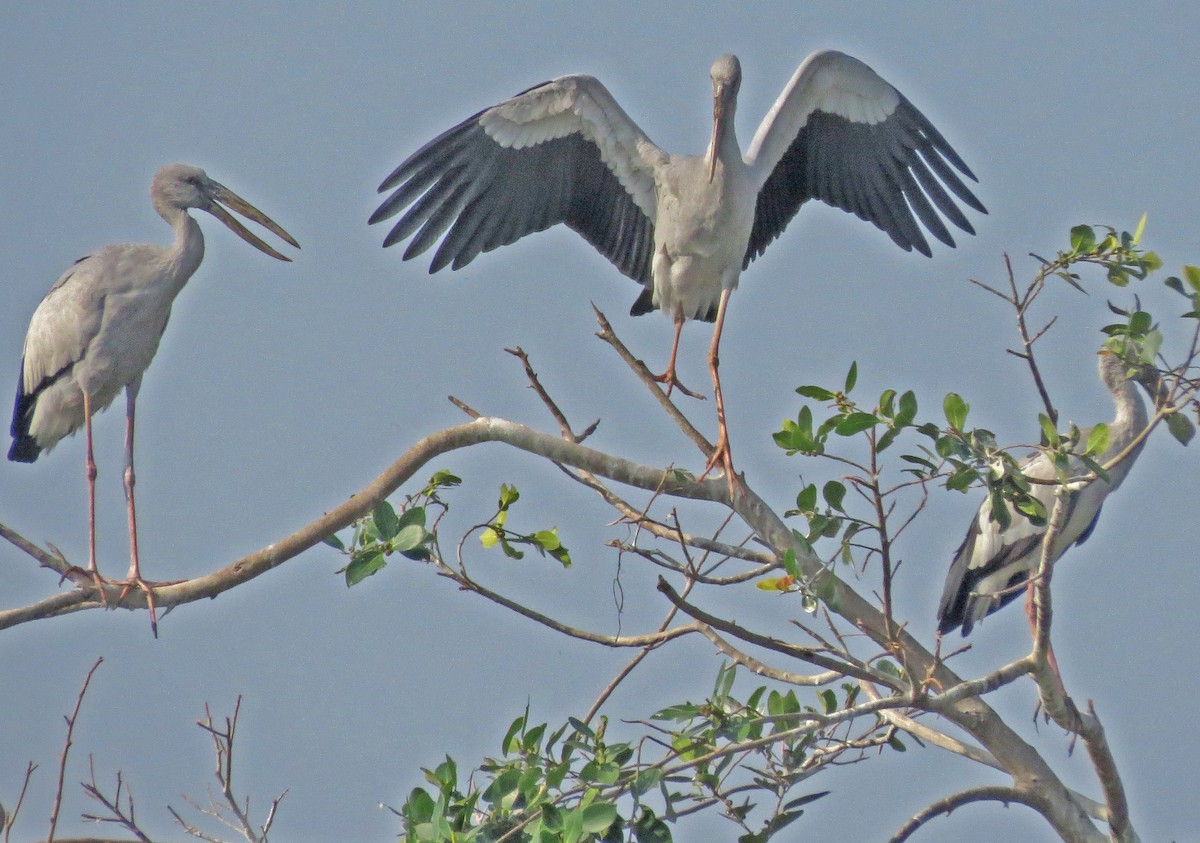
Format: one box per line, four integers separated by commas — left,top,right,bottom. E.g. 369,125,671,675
1,3,1197,840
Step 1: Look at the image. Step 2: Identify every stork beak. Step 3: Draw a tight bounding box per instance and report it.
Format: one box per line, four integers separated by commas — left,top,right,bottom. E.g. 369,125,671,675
206,181,301,261
708,91,725,184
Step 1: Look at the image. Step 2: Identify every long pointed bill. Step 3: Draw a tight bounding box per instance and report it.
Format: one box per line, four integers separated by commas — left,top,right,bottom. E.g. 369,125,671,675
207,182,301,261
707,94,725,184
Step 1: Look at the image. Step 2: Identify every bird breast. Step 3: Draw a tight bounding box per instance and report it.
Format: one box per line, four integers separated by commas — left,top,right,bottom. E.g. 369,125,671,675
651,155,756,319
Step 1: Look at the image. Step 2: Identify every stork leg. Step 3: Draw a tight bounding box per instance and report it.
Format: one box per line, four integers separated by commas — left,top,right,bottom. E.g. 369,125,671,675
650,307,705,400
1024,579,1063,688
699,288,739,496
117,382,159,636
82,391,108,607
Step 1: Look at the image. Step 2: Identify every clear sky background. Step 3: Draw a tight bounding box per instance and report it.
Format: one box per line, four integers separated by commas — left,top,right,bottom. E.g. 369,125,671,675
1,3,1197,841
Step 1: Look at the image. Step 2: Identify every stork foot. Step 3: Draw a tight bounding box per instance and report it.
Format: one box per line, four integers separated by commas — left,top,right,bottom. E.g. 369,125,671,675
116,576,179,638
60,564,112,609
650,368,706,400
699,428,742,498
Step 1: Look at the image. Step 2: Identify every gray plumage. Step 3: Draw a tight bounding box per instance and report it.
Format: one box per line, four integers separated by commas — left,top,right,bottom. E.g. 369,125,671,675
937,352,1153,636
10,164,298,462
8,163,298,627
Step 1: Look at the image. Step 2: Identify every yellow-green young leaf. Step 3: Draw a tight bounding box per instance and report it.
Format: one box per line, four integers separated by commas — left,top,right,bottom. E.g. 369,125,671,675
1184,265,1200,293
1132,212,1147,245
1084,423,1110,456
534,529,561,551
480,527,500,548
498,483,520,509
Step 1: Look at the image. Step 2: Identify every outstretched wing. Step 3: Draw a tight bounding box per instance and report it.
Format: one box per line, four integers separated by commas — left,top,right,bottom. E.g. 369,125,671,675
744,50,985,265
371,75,667,284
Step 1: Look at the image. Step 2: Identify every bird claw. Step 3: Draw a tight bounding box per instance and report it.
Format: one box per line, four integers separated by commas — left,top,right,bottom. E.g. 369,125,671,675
699,430,742,498
115,576,173,638
651,368,706,400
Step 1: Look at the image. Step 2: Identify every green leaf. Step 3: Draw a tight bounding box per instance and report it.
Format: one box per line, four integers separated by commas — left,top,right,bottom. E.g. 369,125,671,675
1038,414,1060,446
943,393,968,430
1084,423,1110,456
897,390,919,426
1129,310,1152,335
1014,494,1048,525
819,689,836,713
393,523,428,553
780,547,800,579
1167,413,1196,445
796,385,836,401
1070,224,1096,254
844,361,858,392
834,412,879,436
822,480,847,513
321,533,345,551
502,714,525,755
373,501,400,540
581,802,618,834
429,469,462,489
795,484,818,513
878,388,897,417
345,549,386,587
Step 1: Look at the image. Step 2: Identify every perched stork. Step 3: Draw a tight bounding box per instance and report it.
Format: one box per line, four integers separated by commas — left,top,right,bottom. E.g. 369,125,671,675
937,351,1155,636
9,163,300,632
370,51,985,485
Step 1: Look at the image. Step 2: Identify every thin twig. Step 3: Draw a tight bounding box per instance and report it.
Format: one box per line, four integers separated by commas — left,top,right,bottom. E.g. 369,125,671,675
48,657,103,843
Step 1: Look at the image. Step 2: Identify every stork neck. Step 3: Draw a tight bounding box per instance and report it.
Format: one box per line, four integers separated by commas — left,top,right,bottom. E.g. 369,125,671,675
162,207,206,288
1109,379,1148,453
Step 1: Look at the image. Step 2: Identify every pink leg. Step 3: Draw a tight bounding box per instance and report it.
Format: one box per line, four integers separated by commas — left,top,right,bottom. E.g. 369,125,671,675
699,288,739,495
119,383,158,635
82,391,107,606
650,308,705,400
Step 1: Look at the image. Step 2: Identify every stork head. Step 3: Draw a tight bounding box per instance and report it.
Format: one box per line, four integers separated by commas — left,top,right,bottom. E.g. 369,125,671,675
151,163,300,261
708,54,742,183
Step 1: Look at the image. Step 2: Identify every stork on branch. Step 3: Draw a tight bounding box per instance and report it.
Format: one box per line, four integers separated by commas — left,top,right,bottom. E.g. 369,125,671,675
370,50,986,489
8,164,300,634
938,350,1157,636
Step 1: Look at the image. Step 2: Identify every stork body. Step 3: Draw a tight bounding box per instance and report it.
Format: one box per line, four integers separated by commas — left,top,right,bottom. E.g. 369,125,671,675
371,51,985,483
937,352,1152,636
9,164,299,631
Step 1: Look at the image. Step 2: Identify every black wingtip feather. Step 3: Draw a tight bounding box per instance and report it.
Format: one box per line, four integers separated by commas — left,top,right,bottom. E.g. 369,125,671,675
9,376,41,463
8,435,40,463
